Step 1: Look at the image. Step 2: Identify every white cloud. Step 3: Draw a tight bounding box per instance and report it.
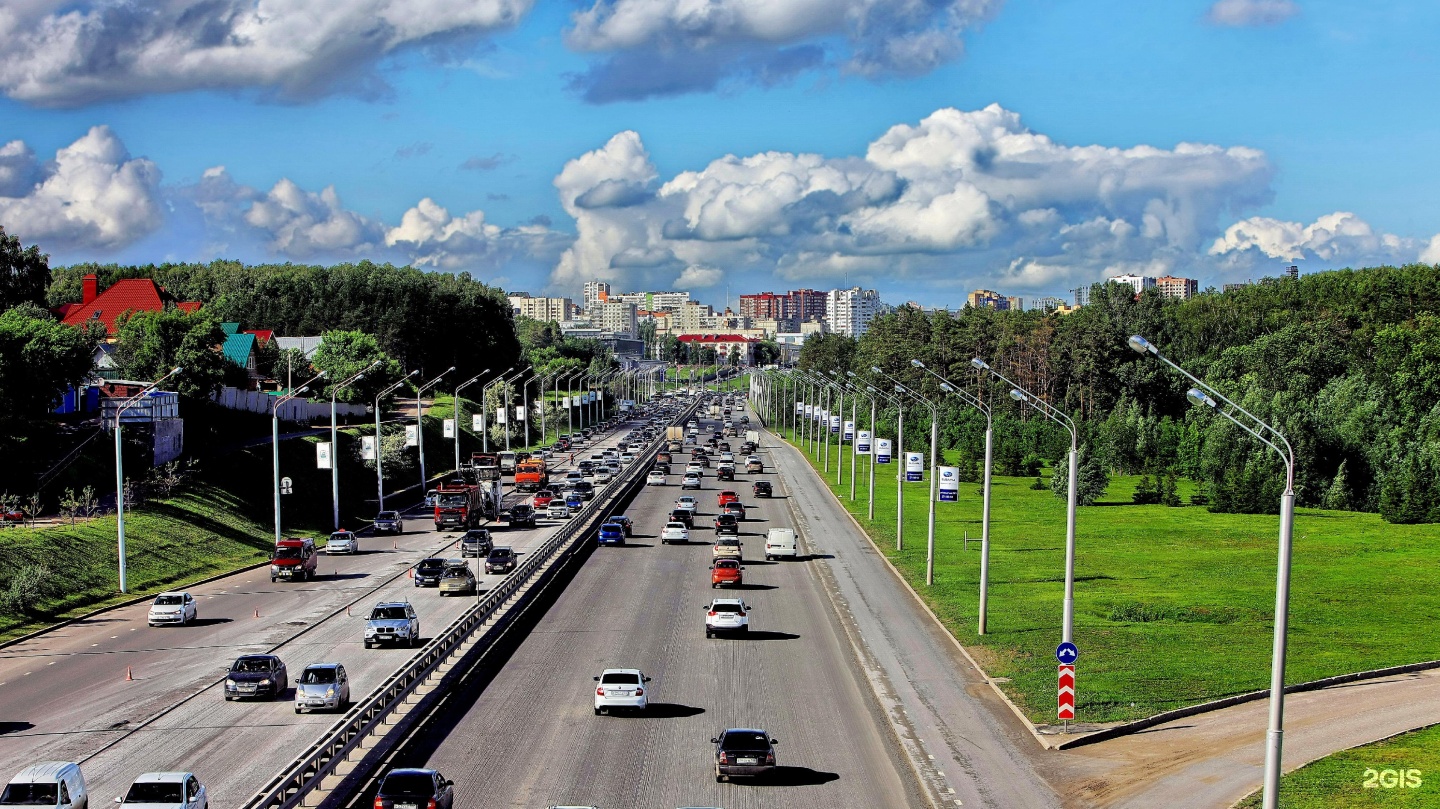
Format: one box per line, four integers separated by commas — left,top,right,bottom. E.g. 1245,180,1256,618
385,197,571,270
244,179,385,257
0,0,534,106
1206,0,1299,27
0,126,162,249
675,265,723,288
563,0,1001,102
1421,234,1440,265
1209,211,1416,264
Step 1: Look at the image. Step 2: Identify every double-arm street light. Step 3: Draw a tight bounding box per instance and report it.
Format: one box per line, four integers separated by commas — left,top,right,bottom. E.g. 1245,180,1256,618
480,367,515,453
330,360,381,530
454,369,490,473
973,357,1079,644
375,371,419,512
115,366,182,593
1129,334,1297,809
275,370,328,543
501,368,529,450
876,366,940,585
415,367,455,495
915,360,996,633
865,381,905,546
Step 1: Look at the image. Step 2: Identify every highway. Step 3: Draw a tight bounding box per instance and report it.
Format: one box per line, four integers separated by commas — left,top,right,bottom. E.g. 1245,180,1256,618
370,411,934,808
0,420,638,805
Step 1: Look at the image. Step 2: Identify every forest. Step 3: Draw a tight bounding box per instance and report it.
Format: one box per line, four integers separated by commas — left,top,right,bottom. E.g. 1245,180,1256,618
798,264,1440,524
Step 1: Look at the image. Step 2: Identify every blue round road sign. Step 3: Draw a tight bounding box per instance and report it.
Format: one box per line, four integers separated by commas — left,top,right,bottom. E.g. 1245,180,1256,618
1056,642,1079,664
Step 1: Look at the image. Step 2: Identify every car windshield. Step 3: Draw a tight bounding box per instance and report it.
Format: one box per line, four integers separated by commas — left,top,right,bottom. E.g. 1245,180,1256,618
275,547,302,560
301,667,337,684
536,491,552,498
442,568,470,578
717,538,739,546
378,511,398,520
717,516,736,524
379,774,434,797
0,784,57,804
439,494,469,507
417,559,446,572
489,549,513,560
600,672,640,685
711,603,743,613
331,532,353,541
154,595,183,605
462,531,489,541
233,657,272,672
371,607,408,620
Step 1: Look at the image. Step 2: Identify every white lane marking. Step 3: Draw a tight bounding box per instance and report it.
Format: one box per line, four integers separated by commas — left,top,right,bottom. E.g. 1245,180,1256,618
110,635,118,639
46,661,55,666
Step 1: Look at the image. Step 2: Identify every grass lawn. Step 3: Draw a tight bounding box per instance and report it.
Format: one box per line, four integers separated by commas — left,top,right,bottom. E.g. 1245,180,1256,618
1235,724,1440,808
0,484,275,642
771,424,1440,724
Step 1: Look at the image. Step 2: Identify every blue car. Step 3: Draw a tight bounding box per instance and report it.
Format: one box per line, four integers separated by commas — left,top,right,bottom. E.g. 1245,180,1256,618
598,522,626,546
565,492,584,510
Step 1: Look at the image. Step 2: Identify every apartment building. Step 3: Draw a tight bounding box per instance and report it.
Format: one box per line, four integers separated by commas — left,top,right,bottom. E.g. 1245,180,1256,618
1154,276,1199,300
826,287,882,338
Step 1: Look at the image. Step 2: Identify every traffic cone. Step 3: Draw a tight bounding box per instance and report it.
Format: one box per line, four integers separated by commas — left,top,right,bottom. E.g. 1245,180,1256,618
254,608,260,618
125,666,133,681
346,604,351,616
393,539,398,550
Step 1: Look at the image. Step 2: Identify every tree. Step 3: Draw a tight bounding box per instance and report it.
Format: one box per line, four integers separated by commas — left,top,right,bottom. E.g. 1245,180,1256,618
25,493,41,527
58,488,80,525
798,332,857,374
754,339,782,367
1050,447,1110,505
309,330,404,403
0,564,56,617
727,346,741,367
111,309,230,398
0,227,49,312
0,304,96,418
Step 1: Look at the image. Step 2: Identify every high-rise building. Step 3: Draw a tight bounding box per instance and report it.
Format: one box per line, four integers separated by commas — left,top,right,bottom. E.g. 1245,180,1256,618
967,289,1009,310
1110,274,1156,296
826,287,882,338
583,281,611,311
739,292,787,321
1223,282,1252,293
1155,276,1199,300
787,289,828,322
592,301,637,338
1033,296,1068,312
509,295,574,322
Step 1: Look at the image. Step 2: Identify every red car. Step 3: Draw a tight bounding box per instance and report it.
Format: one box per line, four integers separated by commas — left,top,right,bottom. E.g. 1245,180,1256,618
532,490,555,509
710,558,743,588
717,490,739,507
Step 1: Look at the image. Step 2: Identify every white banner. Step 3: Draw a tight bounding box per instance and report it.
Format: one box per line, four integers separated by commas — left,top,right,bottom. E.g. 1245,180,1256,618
856,429,872,453
563,396,572,408
939,466,959,501
906,452,924,482
875,438,892,463
316,441,333,469
360,435,376,460
515,405,526,422
404,425,419,446
843,420,854,441
472,414,484,431
495,407,507,425
794,402,803,414
829,415,841,434
804,404,814,417
443,418,455,438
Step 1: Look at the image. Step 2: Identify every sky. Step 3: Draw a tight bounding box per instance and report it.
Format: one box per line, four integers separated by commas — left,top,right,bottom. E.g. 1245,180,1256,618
2,0,1438,310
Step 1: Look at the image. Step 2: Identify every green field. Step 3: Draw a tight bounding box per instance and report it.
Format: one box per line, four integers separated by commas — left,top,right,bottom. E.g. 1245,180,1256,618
0,484,275,641
1235,724,1440,808
770,423,1440,724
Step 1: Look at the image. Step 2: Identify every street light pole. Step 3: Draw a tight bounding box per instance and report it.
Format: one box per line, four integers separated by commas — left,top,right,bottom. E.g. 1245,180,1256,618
454,370,488,473
480,366,514,454
275,370,328,544
375,371,418,513
1128,334,1297,809
114,366,181,593
870,368,911,551
331,360,380,530
881,368,939,585
415,367,455,499
974,357,1078,644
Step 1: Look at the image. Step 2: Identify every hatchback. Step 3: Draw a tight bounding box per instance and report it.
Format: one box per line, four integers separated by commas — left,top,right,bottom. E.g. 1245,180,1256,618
116,772,207,809
294,663,349,713
326,530,359,555
710,559,743,588
547,502,572,520
532,490,556,509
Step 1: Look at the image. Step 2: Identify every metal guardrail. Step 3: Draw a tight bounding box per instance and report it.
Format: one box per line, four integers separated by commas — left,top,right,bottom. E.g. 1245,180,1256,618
240,399,700,809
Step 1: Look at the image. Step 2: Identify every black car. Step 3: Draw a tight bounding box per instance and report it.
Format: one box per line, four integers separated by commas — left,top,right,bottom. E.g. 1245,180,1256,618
670,508,694,529
716,467,735,482
224,654,287,701
507,504,537,528
713,728,778,781
375,768,454,809
713,514,739,535
485,546,517,574
459,529,492,557
752,481,773,498
414,557,448,586
373,510,404,534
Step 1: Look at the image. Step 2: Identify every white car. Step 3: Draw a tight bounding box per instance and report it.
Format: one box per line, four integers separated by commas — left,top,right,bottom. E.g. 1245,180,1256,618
682,473,702,490
547,503,572,519
646,470,666,486
563,471,584,487
592,467,613,484
661,522,690,544
685,463,704,476
619,453,636,465
593,668,651,715
147,592,197,626
675,496,698,514
327,530,359,554
116,772,208,809
704,598,751,638
720,453,735,463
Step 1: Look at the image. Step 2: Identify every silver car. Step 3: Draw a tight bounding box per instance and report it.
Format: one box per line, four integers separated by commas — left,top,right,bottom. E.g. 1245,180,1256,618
295,663,350,713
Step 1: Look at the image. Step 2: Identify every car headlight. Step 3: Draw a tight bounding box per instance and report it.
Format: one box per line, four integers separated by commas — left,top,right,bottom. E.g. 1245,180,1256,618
326,687,336,698
259,678,271,686
226,678,237,687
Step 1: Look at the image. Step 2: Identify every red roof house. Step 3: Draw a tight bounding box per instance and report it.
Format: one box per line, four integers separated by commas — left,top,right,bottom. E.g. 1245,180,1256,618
58,274,203,337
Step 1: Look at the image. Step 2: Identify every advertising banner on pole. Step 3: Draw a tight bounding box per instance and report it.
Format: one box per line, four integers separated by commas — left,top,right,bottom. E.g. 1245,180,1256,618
856,430,872,453
515,405,526,422
939,466,959,501
472,414,483,432
495,407,507,425
563,396,571,408
875,438,892,463
804,404,813,417
316,441,333,469
829,415,841,434
843,420,854,441
905,452,924,482
795,402,803,414
404,425,419,446
443,418,455,438
360,436,376,460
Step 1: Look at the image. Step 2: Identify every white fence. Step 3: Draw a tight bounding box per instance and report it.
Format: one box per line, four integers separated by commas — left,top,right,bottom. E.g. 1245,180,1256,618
211,386,369,422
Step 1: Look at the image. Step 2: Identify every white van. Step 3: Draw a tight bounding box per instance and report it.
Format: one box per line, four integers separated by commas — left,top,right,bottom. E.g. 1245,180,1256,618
0,762,88,808
764,528,798,561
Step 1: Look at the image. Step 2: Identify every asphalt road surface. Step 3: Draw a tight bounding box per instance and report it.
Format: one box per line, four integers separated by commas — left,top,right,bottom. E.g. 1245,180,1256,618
384,414,936,808
0,419,638,805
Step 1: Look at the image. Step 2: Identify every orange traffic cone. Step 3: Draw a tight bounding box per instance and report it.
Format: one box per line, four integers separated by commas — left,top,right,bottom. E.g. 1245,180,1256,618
125,666,133,681
254,608,261,618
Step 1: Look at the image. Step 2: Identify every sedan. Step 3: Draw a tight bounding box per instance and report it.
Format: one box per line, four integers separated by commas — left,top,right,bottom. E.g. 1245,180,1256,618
713,728,778,781
594,668,651,715
413,557,448,587
713,514,739,535
646,469,667,486
294,663,350,713
661,522,690,544
147,591,197,626
675,496,698,513
375,769,453,809
116,772,207,809
438,564,477,596
225,654,287,701
485,547,517,575
681,473,702,490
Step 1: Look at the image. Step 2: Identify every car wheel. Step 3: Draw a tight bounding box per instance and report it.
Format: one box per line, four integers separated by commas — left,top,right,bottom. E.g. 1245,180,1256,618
294,707,301,714
705,630,713,638
270,576,276,583
594,708,601,716
364,641,372,649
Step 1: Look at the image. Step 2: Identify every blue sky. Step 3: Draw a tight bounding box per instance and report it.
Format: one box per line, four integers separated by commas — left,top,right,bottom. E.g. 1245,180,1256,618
1,0,1437,310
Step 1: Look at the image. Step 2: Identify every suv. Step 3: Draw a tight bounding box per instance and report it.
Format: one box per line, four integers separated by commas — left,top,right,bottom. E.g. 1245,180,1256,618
752,481,772,498
712,728,777,781
485,546,517,575
373,511,404,534
669,508,694,529
364,602,420,648
713,514,739,536
704,598,750,638
716,466,735,482
459,529,493,558
413,557,448,587
507,503,537,528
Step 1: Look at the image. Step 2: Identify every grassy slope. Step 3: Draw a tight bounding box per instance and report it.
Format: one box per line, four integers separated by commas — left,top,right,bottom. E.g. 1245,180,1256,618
0,484,274,641
774,425,1440,724
1235,724,1440,808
